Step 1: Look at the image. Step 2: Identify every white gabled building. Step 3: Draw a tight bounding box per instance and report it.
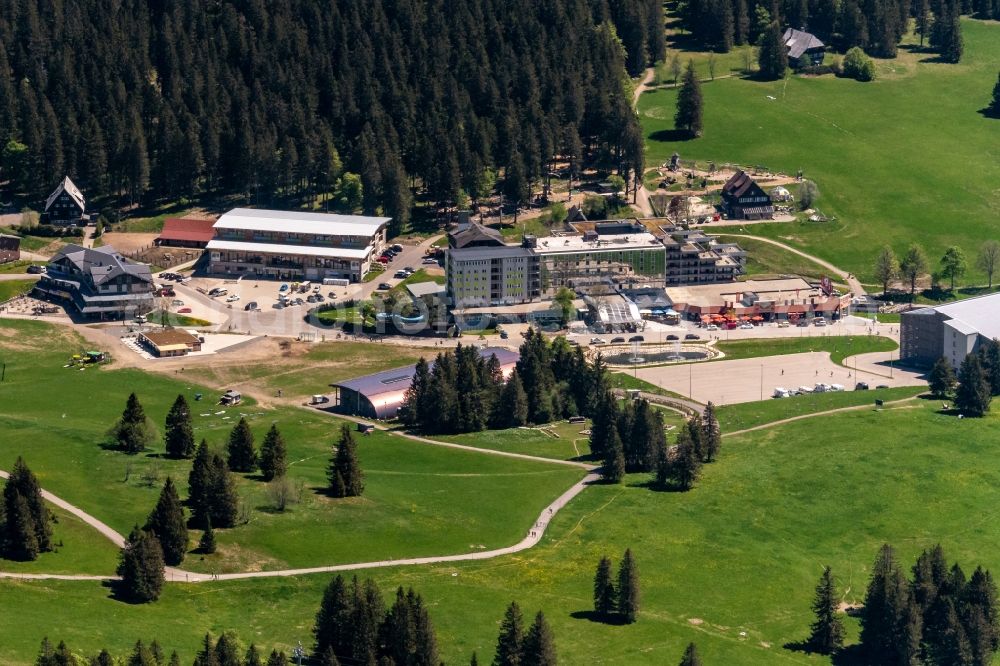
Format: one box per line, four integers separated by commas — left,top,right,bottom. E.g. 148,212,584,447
206,208,390,282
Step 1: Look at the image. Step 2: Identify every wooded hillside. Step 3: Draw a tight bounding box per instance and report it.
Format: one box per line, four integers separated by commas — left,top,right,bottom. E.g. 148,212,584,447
0,0,663,230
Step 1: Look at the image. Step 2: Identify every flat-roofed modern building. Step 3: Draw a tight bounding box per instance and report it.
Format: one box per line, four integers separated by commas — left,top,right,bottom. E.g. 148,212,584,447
662,229,746,285
331,347,519,419
139,329,203,357
206,208,390,282
900,293,1000,368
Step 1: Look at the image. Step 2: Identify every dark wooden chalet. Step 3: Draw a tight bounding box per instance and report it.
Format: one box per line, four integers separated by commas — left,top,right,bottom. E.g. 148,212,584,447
0,234,20,264
783,28,825,68
721,171,774,220
43,176,87,225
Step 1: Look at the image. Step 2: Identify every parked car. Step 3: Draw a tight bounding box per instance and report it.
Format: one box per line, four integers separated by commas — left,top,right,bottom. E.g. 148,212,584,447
685,333,700,340
378,282,392,290
797,320,809,327
777,321,790,328
705,324,719,331
739,323,753,330
328,291,338,299
499,330,509,339
26,264,45,274
279,283,290,293
610,337,626,344
628,335,644,342
422,257,438,264
830,384,845,392
244,302,258,311
315,294,325,302
134,315,147,324
403,266,415,273
225,294,240,302
391,243,404,252
171,299,184,307
273,301,285,309
208,287,228,297
855,382,870,391
666,334,679,341
773,387,790,399
797,386,814,394
377,257,390,264
814,318,827,327
814,383,830,393
177,308,192,314
306,294,318,303
590,337,606,345
394,270,408,278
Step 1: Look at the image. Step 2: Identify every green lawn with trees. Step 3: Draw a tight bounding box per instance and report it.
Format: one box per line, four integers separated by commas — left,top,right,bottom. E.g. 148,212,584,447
639,20,1000,284
8,399,1000,664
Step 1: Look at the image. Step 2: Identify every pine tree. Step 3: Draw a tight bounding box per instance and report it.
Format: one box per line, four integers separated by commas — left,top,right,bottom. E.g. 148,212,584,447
266,651,288,666
977,338,1000,396
859,543,911,663
674,60,703,137
198,515,216,554
91,649,115,666
493,601,525,666
594,556,617,619
522,611,557,666
4,492,39,560
116,526,166,603
164,394,195,458
672,428,701,491
929,356,958,397
127,639,156,666
214,633,241,666
259,424,288,481
208,452,240,528
188,440,213,526
315,574,353,659
808,566,845,654
493,371,529,429
168,651,181,666
990,72,1000,116
245,645,263,666
956,354,992,417
617,548,640,624
702,402,721,462
36,637,56,666
757,22,788,80
687,415,705,462
111,393,156,454
329,424,364,497
226,417,257,473
144,477,188,566
150,639,164,664
602,427,626,484
2,455,54,560
677,643,702,666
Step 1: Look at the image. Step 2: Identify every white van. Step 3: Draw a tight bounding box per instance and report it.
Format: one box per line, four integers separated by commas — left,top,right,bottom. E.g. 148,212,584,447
772,387,790,399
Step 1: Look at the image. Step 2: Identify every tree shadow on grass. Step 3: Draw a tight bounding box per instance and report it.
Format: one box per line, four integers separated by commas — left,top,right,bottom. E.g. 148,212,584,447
648,129,697,143
784,641,866,665
569,610,629,626
103,579,149,606
627,478,692,493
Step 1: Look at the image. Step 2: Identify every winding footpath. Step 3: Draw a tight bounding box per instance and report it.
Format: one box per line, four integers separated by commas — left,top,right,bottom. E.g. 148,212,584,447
0,456,598,584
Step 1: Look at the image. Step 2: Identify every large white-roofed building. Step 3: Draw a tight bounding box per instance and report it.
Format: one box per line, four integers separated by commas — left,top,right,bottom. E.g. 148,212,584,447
900,293,1000,368
206,208,390,282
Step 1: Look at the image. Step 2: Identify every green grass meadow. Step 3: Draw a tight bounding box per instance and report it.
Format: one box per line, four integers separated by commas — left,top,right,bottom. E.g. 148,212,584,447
639,20,1000,284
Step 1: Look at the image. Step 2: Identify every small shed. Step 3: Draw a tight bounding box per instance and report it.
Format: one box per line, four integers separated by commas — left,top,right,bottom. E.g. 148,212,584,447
220,390,242,405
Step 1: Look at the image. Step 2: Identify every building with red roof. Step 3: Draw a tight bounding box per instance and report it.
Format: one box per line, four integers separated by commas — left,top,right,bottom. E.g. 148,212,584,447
155,217,217,248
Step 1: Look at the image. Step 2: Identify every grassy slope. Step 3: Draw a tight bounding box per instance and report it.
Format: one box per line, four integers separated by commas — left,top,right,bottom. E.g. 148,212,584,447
715,335,897,364
639,20,1000,283
0,279,37,301
7,400,1000,664
0,320,581,575
714,234,830,280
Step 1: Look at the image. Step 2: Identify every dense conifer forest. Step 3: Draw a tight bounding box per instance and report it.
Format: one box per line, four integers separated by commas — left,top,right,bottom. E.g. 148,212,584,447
0,0,662,230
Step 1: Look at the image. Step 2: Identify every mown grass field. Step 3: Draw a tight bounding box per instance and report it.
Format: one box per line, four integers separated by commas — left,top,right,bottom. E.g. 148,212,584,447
0,279,37,302
0,320,582,577
715,334,897,364
639,20,1000,284
715,234,832,280
5,398,1000,664
436,420,594,461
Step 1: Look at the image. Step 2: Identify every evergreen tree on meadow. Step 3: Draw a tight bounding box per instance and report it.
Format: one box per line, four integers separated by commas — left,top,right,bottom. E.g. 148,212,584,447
757,22,788,80
617,549,640,624
399,357,430,429
209,452,240,528
90,648,114,666
602,427,626,484
110,392,156,454
687,415,706,463
164,394,195,459
976,338,1000,396
674,60,703,137
671,427,702,491
116,525,165,603
493,371,529,429
493,601,525,666
245,645,263,666
1,456,52,560
956,353,992,417
198,514,216,554
588,391,619,459
315,574,353,659
328,424,364,498
859,543,914,664
990,72,1000,116
594,556,617,619
929,356,958,398
214,632,241,666
677,643,702,666
168,650,181,666
653,433,672,490
226,417,257,473
127,639,157,666
523,611,557,666
702,401,721,463
266,651,289,666
144,477,188,566
259,424,288,481
808,566,845,654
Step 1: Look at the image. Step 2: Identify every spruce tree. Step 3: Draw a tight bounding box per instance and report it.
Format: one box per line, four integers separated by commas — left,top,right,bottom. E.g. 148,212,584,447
245,645,263,666
226,417,257,473
674,60,704,137
672,428,701,491
617,548,640,624
198,515,216,554
493,371,529,429
127,639,156,666
493,601,525,666
991,72,1000,116
594,556,617,619
686,415,705,462
259,424,288,481
214,632,241,666
977,338,1000,395
2,456,52,558
523,611,557,666
602,427,626,484
116,526,166,603
329,424,364,497
144,477,188,566
266,651,288,666
4,492,39,560
164,394,195,459
860,543,908,663
111,392,156,454
808,566,845,654
91,649,115,666
678,643,702,666
36,637,56,666
929,356,958,397
702,401,721,462
956,354,992,416
188,439,213,526
168,651,181,666
315,574,353,659
209,452,240,528
757,22,788,80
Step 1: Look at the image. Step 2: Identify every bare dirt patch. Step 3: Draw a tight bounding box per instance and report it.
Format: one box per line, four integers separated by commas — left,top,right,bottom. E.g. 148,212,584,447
100,232,160,254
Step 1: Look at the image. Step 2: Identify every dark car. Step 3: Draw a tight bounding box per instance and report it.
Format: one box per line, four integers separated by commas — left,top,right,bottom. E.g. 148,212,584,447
628,335,644,342
610,336,626,344
855,382,870,391
26,264,45,274
685,333,700,340
378,282,392,290
666,334,679,341
244,301,258,311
